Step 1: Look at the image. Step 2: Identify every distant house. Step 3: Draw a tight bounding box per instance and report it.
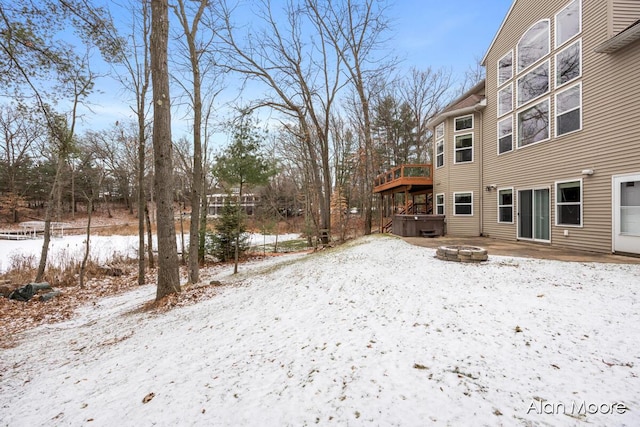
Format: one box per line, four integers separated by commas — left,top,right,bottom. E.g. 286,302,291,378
425,0,640,255
207,193,258,216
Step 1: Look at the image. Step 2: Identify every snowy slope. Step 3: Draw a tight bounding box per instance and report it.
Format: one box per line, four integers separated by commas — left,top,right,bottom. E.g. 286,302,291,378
1,235,639,426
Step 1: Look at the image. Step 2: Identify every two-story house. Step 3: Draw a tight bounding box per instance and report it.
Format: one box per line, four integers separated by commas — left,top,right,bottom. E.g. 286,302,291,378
428,0,640,255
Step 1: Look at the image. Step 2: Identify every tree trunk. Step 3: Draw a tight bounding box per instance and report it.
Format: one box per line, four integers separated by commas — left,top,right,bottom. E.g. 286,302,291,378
79,196,93,288
145,202,154,269
151,0,180,300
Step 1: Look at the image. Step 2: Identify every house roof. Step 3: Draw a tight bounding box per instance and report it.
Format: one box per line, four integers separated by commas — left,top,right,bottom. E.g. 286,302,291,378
595,19,640,53
426,80,486,129
481,1,517,66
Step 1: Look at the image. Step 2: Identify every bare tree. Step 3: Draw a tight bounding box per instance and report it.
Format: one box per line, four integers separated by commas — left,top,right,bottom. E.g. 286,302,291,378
398,67,452,163
151,0,180,300
216,0,347,243
306,0,396,235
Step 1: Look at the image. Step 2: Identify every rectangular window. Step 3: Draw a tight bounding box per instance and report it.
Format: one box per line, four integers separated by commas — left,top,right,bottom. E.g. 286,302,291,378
435,123,444,140
517,60,549,107
454,192,473,216
498,51,513,86
454,134,473,163
556,39,581,87
436,139,444,168
436,193,445,215
455,115,473,131
555,83,581,136
498,117,513,154
498,188,514,223
498,84,512,116
556,0,581,48
518,98,549,147
556,179,582,226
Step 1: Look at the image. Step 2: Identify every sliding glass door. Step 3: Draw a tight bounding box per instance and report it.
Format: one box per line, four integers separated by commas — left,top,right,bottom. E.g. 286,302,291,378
518,188,550,242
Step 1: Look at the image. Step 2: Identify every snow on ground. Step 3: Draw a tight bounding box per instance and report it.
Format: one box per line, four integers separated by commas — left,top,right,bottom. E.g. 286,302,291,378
0,233,301,273
1,235,639,426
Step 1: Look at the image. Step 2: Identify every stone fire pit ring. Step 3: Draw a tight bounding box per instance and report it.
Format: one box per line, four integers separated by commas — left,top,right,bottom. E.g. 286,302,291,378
436,245,488,263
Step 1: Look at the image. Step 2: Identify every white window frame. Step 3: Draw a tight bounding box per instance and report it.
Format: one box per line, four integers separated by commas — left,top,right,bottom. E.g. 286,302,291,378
498,83,513,117
453,133,474,164
436,138,444,168
555,39,581,88
517,19,550,74
435,123,445,140
555,178,583,227
454,114,474,131
497,187,514,224
555,82,582,137
453,191,473,216
497,50,513,87
555,0,581,48
516,59,550,108
517,98,550,149
435,193,445,216
497,116,513,155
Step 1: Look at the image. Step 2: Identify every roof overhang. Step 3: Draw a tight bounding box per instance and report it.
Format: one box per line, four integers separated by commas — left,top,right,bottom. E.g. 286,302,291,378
594,20,640,53
426,98,487,129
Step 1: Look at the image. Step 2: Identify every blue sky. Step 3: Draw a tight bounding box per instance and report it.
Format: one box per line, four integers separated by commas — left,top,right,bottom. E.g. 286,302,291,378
81,0,514,139
390,0,512,78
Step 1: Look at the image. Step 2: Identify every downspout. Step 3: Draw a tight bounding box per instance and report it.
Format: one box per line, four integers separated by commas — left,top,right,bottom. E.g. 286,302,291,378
477,105,484,236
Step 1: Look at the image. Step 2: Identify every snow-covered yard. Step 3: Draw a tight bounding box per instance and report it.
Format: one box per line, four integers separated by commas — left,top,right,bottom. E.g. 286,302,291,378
1,235,639,426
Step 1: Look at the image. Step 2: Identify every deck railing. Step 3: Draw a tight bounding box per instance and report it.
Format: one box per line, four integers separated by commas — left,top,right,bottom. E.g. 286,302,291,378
374,164,432,189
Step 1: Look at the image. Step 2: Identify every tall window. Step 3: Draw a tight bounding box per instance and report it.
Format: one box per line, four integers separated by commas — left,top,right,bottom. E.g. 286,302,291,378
517,20,550,72
556,39,581,87
498,51,513,86
498,117,513,154
436,193,445,215
454,134,473,163
556,0,581,48
555,83,581,136
498,188,514,223
436,139,444,168
517,60,549,107
518,99,549,147
435,123,444,168
454,192,473,216
556,179,582,226
498,84,513,116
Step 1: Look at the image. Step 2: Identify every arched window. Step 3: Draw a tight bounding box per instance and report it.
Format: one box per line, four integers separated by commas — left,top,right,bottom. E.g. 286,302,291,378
517,20,550,72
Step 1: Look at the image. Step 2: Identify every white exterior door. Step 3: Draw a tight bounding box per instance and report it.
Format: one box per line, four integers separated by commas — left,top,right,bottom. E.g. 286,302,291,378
613,174,640,254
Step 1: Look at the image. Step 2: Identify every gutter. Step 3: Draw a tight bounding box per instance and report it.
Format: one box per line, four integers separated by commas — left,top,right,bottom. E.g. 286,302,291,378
426,98,487,129
594,19,640,53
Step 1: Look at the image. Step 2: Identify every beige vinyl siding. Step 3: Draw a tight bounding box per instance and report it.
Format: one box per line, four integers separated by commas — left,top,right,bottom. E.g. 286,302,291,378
611,0,640,35
434,113,482,237
482,0,640,253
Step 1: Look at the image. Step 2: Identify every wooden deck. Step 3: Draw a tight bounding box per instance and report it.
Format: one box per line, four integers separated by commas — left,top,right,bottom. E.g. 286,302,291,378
373,164,433,194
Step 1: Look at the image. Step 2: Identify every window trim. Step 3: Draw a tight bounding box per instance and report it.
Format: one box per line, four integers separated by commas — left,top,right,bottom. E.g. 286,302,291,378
497,116,513,155
555,82,582,138
516,19,550,74
454,114,474,132
453,191,473,216
517,97,550,149
497,187,514,224
435,193,445,216
555,178,583,227
435,123,445,140
497,50,513,87
555,0,582,49
555,38,582,89
498,83,513,117
516,59,550,108
435,138,444,169
453,133,474,164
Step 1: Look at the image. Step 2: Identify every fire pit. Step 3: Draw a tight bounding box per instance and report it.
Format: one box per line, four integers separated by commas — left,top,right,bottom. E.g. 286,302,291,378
436,245,488,263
